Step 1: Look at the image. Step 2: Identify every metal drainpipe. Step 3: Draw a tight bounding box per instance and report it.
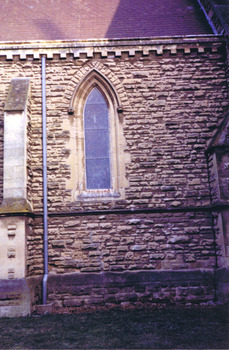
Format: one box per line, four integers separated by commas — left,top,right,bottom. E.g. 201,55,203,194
42,55,48,304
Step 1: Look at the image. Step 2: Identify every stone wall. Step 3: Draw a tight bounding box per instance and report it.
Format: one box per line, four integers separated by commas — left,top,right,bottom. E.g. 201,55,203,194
28,41,228,275
0,38,228,309
47,270,215,309
39,46,228,212
28,211,215,276
0,42,226,212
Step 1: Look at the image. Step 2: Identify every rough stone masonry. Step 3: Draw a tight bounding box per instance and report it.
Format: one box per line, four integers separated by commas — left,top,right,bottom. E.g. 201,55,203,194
0,36,228,315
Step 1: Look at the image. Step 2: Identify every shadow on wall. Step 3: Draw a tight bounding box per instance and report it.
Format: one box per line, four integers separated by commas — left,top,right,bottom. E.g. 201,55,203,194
105,0,212,38
34,19,66,40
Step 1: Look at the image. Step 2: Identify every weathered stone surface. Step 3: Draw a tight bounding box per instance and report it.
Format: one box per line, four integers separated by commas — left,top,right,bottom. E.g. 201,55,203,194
45,270,215,309
4,78,30,111
0,40,227,313
0,279,32,317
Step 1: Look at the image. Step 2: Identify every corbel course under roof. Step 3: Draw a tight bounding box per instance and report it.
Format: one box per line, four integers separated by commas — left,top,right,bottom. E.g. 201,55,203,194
0,36,224,61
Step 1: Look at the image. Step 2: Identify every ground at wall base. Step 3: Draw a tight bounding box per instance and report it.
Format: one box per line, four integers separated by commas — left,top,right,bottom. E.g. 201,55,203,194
1,304,228,349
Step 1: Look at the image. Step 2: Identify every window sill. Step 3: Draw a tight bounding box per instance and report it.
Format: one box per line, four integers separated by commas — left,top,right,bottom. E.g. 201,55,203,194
76,189,121,200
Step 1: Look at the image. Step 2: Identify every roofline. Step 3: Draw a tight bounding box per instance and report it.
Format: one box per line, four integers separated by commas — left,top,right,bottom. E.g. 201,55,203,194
0,34,223,60
0,34,222,49
196,0,219,35
197,0,229,36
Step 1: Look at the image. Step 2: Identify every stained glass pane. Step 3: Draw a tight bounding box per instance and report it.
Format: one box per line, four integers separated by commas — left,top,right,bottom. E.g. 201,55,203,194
85,129,109,158
86,158,111,189
84,104,109,129
86,88,106,104
84,88,111,190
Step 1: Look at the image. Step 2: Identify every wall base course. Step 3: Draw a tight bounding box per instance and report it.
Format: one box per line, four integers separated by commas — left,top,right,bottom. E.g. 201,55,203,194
0,269,227,316
45,269,217,311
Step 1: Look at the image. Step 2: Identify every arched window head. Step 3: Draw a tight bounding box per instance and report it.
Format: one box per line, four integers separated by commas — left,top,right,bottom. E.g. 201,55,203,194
84,88,111,190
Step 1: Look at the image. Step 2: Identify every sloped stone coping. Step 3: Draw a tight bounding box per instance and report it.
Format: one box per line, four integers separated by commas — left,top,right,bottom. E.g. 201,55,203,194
0,199,33,214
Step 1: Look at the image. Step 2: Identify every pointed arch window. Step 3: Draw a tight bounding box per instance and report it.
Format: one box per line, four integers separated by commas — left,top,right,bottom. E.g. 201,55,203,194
84,88,111,190
68,69,127,201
